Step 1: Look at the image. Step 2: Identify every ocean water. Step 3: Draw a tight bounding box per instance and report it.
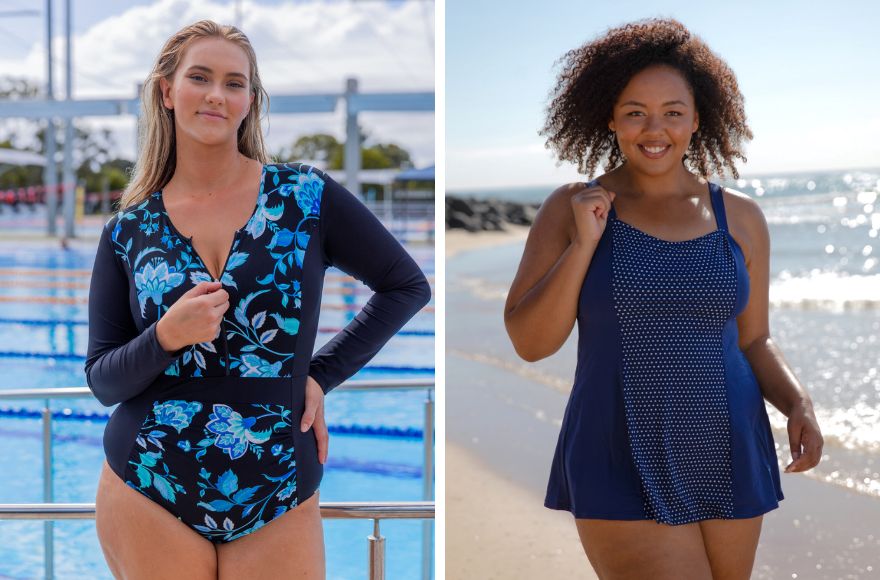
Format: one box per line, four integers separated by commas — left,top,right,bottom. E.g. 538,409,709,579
448,167,880,499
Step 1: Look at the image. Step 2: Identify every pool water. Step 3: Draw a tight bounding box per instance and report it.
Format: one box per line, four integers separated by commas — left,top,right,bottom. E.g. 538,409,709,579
0,235,435,579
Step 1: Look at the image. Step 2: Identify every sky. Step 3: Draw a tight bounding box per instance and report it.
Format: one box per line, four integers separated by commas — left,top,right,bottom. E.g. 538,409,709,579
0,0,435,166
447,0,880,191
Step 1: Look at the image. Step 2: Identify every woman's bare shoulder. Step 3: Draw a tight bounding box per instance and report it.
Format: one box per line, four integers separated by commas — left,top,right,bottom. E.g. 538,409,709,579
535,181,591,241
721,186,769,262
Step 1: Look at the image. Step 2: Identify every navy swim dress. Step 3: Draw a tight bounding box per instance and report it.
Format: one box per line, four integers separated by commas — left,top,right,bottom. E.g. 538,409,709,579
544,180,784,525
85,162,432,543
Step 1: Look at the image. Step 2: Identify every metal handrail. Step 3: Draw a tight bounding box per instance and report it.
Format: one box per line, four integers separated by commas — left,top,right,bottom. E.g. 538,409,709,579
0,378,435,399
0,501,435,520
0,502,434,580
0,378,435,580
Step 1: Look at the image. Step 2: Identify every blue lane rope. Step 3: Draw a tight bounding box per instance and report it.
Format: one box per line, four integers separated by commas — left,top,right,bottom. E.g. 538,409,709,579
0,318,435,336
0,407,424,439
0,352,435,373
0,427,423,479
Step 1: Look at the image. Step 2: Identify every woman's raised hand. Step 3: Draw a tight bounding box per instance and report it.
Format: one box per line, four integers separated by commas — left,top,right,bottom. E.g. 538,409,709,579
156,281,230,352
570,184,616,247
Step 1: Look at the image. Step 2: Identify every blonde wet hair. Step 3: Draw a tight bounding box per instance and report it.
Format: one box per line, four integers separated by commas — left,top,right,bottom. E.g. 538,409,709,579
119,19,270,210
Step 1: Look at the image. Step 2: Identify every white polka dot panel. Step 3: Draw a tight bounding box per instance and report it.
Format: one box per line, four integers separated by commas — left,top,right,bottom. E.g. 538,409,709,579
611,217,737,525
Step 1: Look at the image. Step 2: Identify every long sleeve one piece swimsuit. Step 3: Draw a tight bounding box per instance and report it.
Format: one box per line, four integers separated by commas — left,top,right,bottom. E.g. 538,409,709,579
544,180,784,525
85,162,432,543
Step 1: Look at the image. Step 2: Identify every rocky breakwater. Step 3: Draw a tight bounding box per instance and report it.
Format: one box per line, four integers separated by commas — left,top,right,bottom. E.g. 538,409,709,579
446,195,541,232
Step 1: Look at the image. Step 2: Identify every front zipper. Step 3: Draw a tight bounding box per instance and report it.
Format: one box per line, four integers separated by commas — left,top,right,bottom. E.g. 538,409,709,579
222,319,230,376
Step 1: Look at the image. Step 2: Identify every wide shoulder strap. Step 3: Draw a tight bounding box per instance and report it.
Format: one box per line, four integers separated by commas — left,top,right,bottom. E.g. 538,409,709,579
708,182,728,231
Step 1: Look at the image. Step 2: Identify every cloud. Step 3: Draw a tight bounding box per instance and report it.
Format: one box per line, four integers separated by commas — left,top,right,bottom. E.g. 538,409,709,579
0,0,435,165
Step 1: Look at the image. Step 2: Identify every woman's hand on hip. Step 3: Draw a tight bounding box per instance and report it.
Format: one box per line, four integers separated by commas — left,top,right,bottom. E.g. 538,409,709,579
302,376,329,464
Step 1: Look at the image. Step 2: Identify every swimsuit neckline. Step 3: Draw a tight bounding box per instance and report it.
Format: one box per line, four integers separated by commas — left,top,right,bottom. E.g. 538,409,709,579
612,218,723,245
156,163,268,281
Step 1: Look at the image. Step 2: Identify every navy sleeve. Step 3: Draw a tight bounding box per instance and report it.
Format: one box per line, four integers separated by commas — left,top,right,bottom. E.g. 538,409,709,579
308,172,432,394
84,218,185,407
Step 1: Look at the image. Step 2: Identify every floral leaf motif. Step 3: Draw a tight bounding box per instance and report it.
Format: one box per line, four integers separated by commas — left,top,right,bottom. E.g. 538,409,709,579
245,428,271,445
220,271,237,289
199,341,217,353
134,465,151,488
269,229,294,250
251,311,266,330
205,514,218,529
270,314,300,336
131,246,163,272
152,474,176,503
234,289,271,327
223,517,235,531
218,469,239,496
139,452,158,467
194,350,206,369
190,271,213,285
198,499,235,512
232,486,261,504
259,329,277,344
225,251,248,271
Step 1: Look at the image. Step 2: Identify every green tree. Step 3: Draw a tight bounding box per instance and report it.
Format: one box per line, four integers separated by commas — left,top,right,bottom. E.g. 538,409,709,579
277,133,414,171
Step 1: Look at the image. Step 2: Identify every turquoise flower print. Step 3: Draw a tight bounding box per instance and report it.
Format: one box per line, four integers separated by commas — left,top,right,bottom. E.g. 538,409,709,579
293,172,323,217
134,259,185,315
270,313,300,336
244,192,282,240
279,183,294,197
238,353,282,378
205,404,272,460
153,400,203,433
276,478,296,501
268,228,295,250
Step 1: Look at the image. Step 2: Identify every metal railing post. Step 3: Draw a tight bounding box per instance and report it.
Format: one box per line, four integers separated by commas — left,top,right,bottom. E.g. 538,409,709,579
422,387,434,580
42,400,54,580
368,518,385,580
0,381,435,578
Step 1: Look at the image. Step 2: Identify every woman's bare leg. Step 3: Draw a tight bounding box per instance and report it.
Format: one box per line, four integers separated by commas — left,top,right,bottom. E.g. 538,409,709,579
575,518,714,580
698,516,763,580
95,460,218,580
215,489,324,579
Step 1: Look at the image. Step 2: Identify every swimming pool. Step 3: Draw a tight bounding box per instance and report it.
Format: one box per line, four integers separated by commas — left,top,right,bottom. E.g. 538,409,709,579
0,234,435,579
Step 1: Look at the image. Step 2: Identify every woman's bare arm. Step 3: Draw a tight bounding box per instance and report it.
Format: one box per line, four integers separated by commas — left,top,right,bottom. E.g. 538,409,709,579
503,183,603,361
731,189,824,472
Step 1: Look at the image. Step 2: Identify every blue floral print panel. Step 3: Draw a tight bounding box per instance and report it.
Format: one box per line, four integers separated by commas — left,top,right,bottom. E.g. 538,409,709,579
107,163,323,378
126,398,298,543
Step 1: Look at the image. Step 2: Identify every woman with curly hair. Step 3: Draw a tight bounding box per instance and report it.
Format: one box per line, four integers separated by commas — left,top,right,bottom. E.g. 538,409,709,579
504,18,823,579
84,19,431,578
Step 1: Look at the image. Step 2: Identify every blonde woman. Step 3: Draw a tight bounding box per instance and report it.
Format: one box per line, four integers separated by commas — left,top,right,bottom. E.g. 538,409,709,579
85,20,431,579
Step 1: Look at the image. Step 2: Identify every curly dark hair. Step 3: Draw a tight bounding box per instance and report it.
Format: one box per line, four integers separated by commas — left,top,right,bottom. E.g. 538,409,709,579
541,18,752,179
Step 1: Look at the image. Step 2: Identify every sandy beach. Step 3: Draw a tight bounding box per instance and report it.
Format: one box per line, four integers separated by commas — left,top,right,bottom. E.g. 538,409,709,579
446,228,880,580
446,442,598,579
445,224,531,259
